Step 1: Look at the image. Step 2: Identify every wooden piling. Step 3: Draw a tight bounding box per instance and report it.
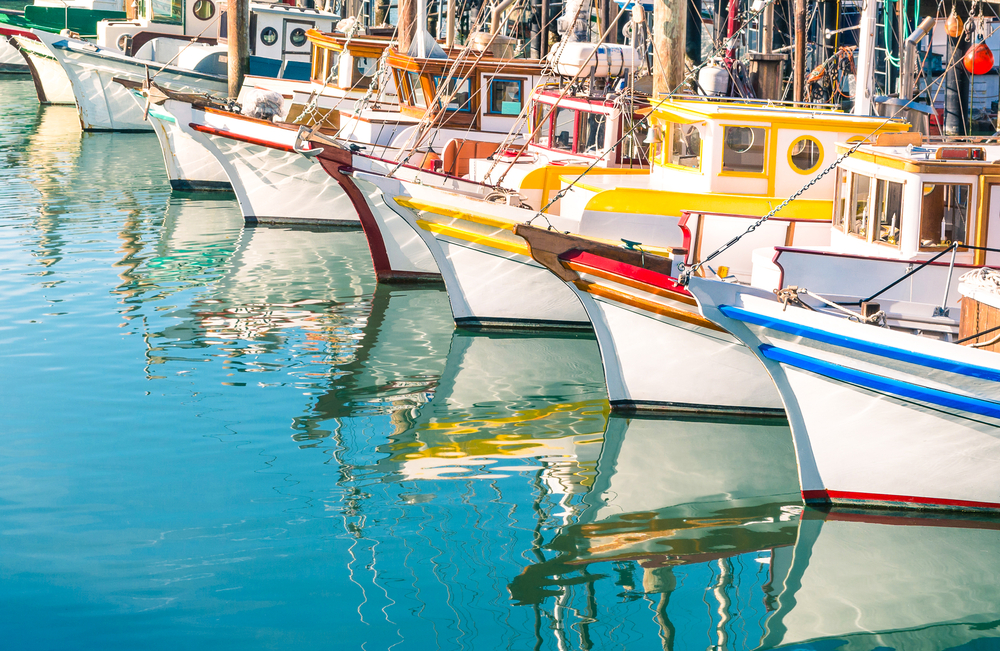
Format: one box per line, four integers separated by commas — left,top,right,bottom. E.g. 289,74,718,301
652,0,688,95
227,0,249,99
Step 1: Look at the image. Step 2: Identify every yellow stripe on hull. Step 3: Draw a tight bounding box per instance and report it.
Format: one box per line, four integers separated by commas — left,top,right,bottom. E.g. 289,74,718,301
581,188,834,221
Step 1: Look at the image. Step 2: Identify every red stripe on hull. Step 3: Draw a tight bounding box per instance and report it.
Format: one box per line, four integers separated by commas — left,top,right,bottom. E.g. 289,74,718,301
559,250,690,296
189,123,296,152
803,489,1000,512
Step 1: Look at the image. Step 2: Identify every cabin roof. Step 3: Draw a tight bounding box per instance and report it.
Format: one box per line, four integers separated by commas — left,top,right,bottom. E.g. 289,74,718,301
651,97,911,132
840,142,1000,175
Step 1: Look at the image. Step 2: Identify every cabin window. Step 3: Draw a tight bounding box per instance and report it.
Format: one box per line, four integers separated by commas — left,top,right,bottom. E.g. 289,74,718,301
434,76,471,112
920,183,970,248
289,28,308,48
577,112,607,156
621,116,648,164
722,126,766,173
788,136,822,174
533,104,552,147
192,0,215,20
873,179,904,246
486,78,523,115
848,173,871,238
833,169,848,229
406,71,426,107
260,26,278,46
151,0,182,24
669,123,701,169
552,107,575,151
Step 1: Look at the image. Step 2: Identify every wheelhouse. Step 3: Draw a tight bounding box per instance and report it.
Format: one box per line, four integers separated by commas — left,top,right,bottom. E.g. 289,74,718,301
645,98,911,201
529,89,650,166
387,48,546,133
832,137,1000,267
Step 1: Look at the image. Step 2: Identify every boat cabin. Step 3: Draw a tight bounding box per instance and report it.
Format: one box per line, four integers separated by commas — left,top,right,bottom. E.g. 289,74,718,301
529,88,650,166
645,98,911,200
98,0,337,81
387,48,547,133
830,137,1000,267
307,29,393,93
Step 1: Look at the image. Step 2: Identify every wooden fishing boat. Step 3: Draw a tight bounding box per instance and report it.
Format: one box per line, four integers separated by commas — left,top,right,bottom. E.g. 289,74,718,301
391,99,908,329
35,1,338,131
133,30,395,194
690,274,1000,512
512,221,785,414
0,0,125,103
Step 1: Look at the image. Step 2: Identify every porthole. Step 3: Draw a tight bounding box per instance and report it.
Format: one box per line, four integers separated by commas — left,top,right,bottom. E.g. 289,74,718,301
788,136,823,174
289,27,308,47
192,0,215,20
260,26,278,46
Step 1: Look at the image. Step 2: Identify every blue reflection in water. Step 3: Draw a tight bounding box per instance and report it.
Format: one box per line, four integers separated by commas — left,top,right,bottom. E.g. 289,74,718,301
2,78,1000,651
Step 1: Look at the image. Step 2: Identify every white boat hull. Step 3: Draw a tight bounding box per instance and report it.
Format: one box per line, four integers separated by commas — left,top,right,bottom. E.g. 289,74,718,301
393,185,591,329
172,101,358,224
145,100,231,191
692,277,1000,512
35,29,227,131
13,34,76,104
0,36,28,73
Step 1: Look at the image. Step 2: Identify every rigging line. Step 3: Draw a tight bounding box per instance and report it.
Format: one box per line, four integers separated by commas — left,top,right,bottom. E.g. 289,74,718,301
487,2,633,185
387,4,523,172
148,12,222,84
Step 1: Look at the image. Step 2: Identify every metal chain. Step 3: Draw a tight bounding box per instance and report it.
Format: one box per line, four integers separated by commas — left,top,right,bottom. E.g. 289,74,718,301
676,120,904,285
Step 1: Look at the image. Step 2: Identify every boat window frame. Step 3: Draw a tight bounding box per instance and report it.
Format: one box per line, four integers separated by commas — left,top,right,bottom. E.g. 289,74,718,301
405,70,428,108
919,182,972,250
664,121,703,172
550,105,578,153
788,135,823,175
531,101,554,148
576,109,609,158
433,75,473,113
151,0,183,25
872,177,905,248
484,77,525,116
847,171,872,240
833,168,850,231
719,124,769,177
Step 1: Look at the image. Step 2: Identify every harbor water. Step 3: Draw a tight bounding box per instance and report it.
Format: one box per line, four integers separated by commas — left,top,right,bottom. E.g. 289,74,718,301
2,79,1000,650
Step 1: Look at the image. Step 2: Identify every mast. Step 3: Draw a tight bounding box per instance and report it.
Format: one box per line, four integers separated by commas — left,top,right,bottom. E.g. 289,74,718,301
853,0,878,115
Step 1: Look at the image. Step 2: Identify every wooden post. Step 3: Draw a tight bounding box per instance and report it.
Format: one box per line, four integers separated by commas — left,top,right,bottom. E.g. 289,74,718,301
793,0,805,102
227,0,249,99
398,0,417,53
540,0,549,58
762,0,773,54
652,0,688,96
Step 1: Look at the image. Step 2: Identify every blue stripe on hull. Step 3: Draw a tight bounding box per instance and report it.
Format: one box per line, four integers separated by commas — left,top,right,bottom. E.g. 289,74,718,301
759,344,1000,420
719,304,1000,383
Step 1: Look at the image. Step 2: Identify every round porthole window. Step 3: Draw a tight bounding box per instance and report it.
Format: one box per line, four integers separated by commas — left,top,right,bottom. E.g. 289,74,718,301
192,0,215,20
260,26,278,46
725,126,756,154
788,136,823,174
289,28,308,47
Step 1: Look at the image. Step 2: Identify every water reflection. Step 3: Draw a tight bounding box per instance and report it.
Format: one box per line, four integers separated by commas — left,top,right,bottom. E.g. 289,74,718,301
511,416,801,649
766,509,1000,650
383,331,608,493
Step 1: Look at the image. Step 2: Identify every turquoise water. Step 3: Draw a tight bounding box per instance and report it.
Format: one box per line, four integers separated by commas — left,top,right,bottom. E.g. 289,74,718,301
3,79,1000,650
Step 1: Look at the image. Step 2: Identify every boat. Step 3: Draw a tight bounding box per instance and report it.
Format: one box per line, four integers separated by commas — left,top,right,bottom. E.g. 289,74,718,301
0,0,126,104
754,135,1000,336
133,29,395,196
388,98,909,329
689,273,1000,512
513,221,786,414
34,1,339,131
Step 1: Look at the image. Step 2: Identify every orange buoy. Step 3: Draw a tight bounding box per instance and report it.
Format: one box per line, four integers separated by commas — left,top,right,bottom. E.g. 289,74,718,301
945,12,964,38
964,42,995,75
